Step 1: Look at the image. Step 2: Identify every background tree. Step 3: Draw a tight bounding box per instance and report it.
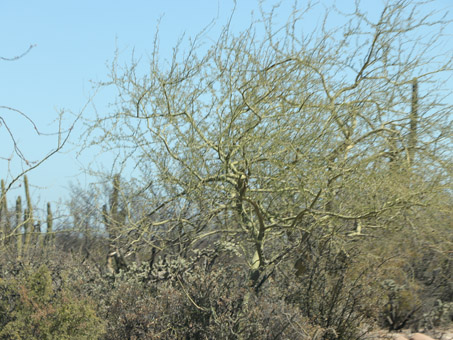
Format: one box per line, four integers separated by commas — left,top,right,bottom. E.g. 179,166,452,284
81,0,452,284
0,1,448,338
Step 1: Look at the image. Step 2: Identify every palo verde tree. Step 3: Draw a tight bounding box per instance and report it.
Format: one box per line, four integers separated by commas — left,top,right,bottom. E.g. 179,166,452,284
82,0,452,288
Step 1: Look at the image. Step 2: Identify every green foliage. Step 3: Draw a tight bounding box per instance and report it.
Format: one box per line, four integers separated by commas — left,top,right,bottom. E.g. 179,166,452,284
27,265,53,304
0,265,105,340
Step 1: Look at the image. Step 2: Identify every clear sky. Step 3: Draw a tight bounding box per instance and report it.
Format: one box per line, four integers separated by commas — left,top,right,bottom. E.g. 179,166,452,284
0,1,260,209
1,1,452,217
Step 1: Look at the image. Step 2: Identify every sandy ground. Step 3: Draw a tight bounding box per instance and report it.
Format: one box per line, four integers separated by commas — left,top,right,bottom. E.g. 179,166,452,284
364,328,453,340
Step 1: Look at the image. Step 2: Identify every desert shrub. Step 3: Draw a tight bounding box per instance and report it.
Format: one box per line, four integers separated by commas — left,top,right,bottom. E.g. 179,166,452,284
419,300,453,330
0,265,105,340
98,255,315,340
380,279,422,331
369,209,453,332
282,229,385,340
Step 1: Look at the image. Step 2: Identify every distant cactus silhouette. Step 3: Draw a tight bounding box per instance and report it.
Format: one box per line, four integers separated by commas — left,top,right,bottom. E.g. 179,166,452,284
23,175,34,255
103,174,127,274
408,78,418,166
46,202,54,247
0,176,55,259
16,196,22,260
0,179,10,245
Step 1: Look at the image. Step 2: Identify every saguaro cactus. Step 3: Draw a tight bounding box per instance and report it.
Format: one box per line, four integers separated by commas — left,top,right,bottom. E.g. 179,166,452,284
16,196,22,260
408,77,418,166
0,179,10,245
103,174,127,274
23,175,34,254
36,221,44,250
46,202,54,247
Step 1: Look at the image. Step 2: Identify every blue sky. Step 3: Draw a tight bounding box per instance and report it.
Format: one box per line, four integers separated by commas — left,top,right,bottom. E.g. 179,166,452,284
1,1,259,208
1,1,452,217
